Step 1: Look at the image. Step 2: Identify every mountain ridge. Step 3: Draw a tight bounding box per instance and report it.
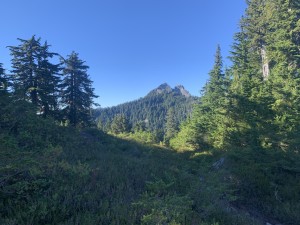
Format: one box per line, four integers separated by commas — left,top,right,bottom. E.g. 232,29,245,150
147,83,191,98
94,83,198,135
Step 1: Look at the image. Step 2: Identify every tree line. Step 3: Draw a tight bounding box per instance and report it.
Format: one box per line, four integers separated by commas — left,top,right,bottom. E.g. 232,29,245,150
170,0,300,152
168,2,300,221
0,36,98,127
94,85,196,143
103,106,179,145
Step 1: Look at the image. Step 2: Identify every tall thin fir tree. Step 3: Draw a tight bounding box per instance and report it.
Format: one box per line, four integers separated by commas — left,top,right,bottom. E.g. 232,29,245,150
174,46,228,149
192,45,228,148
60,52,98,127
227,20,267,148
164,107,178,145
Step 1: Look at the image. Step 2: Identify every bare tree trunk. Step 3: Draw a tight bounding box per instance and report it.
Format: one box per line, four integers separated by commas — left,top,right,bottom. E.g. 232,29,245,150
261,45,270,80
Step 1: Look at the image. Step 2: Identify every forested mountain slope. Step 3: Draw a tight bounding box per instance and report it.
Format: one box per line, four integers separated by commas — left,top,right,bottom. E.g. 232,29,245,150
94,83,197,133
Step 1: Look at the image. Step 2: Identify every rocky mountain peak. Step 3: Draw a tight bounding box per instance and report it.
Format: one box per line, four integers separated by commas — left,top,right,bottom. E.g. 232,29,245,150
154,83,172,94
174,85,191,98
148,83,192,98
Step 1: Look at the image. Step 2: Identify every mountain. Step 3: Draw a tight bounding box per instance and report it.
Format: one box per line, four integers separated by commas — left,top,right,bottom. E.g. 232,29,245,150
93,83,197,135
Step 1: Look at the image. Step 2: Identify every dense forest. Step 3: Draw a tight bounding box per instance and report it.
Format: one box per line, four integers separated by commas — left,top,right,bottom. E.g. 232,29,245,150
1,0,300,224
94,83,197,142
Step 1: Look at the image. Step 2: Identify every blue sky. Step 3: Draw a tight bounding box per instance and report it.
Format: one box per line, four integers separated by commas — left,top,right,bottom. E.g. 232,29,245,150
1,0,247,107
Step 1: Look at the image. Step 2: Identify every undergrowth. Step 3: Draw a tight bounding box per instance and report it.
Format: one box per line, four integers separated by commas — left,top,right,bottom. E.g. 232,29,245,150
1,98,299,224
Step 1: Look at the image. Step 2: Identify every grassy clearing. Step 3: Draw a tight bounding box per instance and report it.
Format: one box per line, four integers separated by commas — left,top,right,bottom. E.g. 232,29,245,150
1,100,299,224
0,126,261,224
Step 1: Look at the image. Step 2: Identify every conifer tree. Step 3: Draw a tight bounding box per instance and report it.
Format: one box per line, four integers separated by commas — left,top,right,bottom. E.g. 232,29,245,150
0,63,8,96
9,36,40,103
226,0,300,150
227,21,267,148
264,0,300,150
192,46,228,148
164,108,178,145
133,120,147,132
174,46,228,149
60,52,98,127
36,42,61,118
8,36,61,117
110,114,130,134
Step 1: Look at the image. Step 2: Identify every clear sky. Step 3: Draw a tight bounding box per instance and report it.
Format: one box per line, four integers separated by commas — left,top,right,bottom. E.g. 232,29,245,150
1,0,247,107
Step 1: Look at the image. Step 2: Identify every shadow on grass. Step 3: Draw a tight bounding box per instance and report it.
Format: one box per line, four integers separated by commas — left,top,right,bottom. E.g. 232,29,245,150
1,125,299,225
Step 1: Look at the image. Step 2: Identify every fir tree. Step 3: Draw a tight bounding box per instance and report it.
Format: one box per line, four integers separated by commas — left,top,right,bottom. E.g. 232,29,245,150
8,36,61,117
9,36,40,103
191,46,228,148
164,108,178,145
227,20,267,148
133,120,147,132
265,0,300,150
60,52,98,127
36,42,61,118
110,114,130,134
0,63,7,94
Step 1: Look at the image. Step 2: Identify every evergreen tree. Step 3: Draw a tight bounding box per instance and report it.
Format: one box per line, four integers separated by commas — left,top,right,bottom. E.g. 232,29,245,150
60,52,98,127
164,108,178,145
0,63,7,94
133,120,147,132
8,36,61,117
190,46,228,149
110,114,130,134
36,42,61,118
264,0,300,150
227,0,300,150
227,20,269,148
9,36,40,103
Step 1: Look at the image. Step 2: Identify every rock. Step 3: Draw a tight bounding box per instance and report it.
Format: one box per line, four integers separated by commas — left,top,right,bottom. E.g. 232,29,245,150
212,157,225,169
155,83,172,94
174,85,191,97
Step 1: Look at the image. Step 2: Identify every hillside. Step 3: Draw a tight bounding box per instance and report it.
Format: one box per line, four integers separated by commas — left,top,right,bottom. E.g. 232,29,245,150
0,95,287,225
94,83,197,134
1,0,300,224
2,94,299,225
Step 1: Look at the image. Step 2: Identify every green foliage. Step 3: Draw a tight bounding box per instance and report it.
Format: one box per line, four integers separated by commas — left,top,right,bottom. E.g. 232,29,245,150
133,120,147,132
60,51,98,127
164,108,179,145
8,36,61,118
94,83,196,138
110,114,130,134
174,46,229,150
0,63,8,94
121,131,157,144
1,95,263,225
2,1,300,224
6,36,98,126
228,147,300,224
169,119,195,150
171,1,300,224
